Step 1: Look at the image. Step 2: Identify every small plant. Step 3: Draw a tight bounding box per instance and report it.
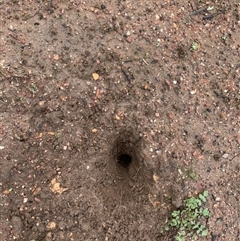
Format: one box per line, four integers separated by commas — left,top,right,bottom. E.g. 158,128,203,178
55,132,61,138
161,191,210,241
191,42,199,51
27,82,38,94
221,35,227,41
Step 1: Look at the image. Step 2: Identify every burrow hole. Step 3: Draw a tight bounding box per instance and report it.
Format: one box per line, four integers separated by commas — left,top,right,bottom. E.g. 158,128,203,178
111,130,141,175
117,153,132,168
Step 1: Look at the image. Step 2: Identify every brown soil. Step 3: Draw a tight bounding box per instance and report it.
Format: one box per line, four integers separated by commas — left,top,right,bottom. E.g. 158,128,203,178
0,0,239,240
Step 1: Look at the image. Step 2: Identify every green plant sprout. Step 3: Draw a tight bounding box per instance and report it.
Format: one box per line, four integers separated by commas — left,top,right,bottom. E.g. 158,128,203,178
160,191,210,241
191,42,199,51
222,35,227,41
55,132,61,138
27,82,38,94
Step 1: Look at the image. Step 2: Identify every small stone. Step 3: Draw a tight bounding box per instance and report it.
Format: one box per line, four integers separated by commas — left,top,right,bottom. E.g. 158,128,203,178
92,128,97,133
126,36,132,43
190,89,196,95
9,25,14,30
153,174,159,182
23,197,28,203
34,197,41,203
53,54,59,60
215,197,221,202
155,14,160,20
39,101,45,106
92,73,99,80
222,153,228,159
33,187,41,196
46,222,56,230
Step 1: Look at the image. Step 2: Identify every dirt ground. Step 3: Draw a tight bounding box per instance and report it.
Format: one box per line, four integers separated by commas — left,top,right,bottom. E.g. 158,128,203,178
0,0,239,240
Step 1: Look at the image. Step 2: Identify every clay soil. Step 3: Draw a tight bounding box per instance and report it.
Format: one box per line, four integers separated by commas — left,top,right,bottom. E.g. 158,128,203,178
0,0,240,240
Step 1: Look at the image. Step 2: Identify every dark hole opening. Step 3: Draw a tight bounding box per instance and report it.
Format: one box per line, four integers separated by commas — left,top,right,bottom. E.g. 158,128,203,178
117,154,132,168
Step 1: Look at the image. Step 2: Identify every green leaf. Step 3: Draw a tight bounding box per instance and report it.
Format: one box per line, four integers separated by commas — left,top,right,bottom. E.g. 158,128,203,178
182,219,187,225
179,230,186,236
191,42,199,51
192,222,201,229
202,208,210,217
186,197,198,209
164,226,169,231
172,210,180,217
196,199,202,206
199,194,206,202
171,218,179,227
175,235,185,241
203,190,208,197
201,229,208,236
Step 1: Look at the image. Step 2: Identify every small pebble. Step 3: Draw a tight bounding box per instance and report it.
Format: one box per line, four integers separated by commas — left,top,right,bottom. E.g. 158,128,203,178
155,14,160,20
126,36,132,43
101,4,106,10
39,101,45,106
46,221,56,230
9,25,14,30
222,153,228,159
34,197,41,203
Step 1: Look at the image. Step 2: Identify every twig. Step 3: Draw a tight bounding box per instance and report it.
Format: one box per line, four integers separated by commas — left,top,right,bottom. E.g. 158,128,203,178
142,58,149,66
0,69,8,77
230,153,240,161
48,0,53,9
22,8,41,20
190,7,207,17
48,0,54,13
133,166,141,179
121,68,132,82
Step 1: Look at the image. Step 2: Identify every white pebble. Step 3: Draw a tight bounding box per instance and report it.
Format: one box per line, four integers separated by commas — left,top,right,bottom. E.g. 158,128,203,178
190,89,196,95
222,153,228,159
